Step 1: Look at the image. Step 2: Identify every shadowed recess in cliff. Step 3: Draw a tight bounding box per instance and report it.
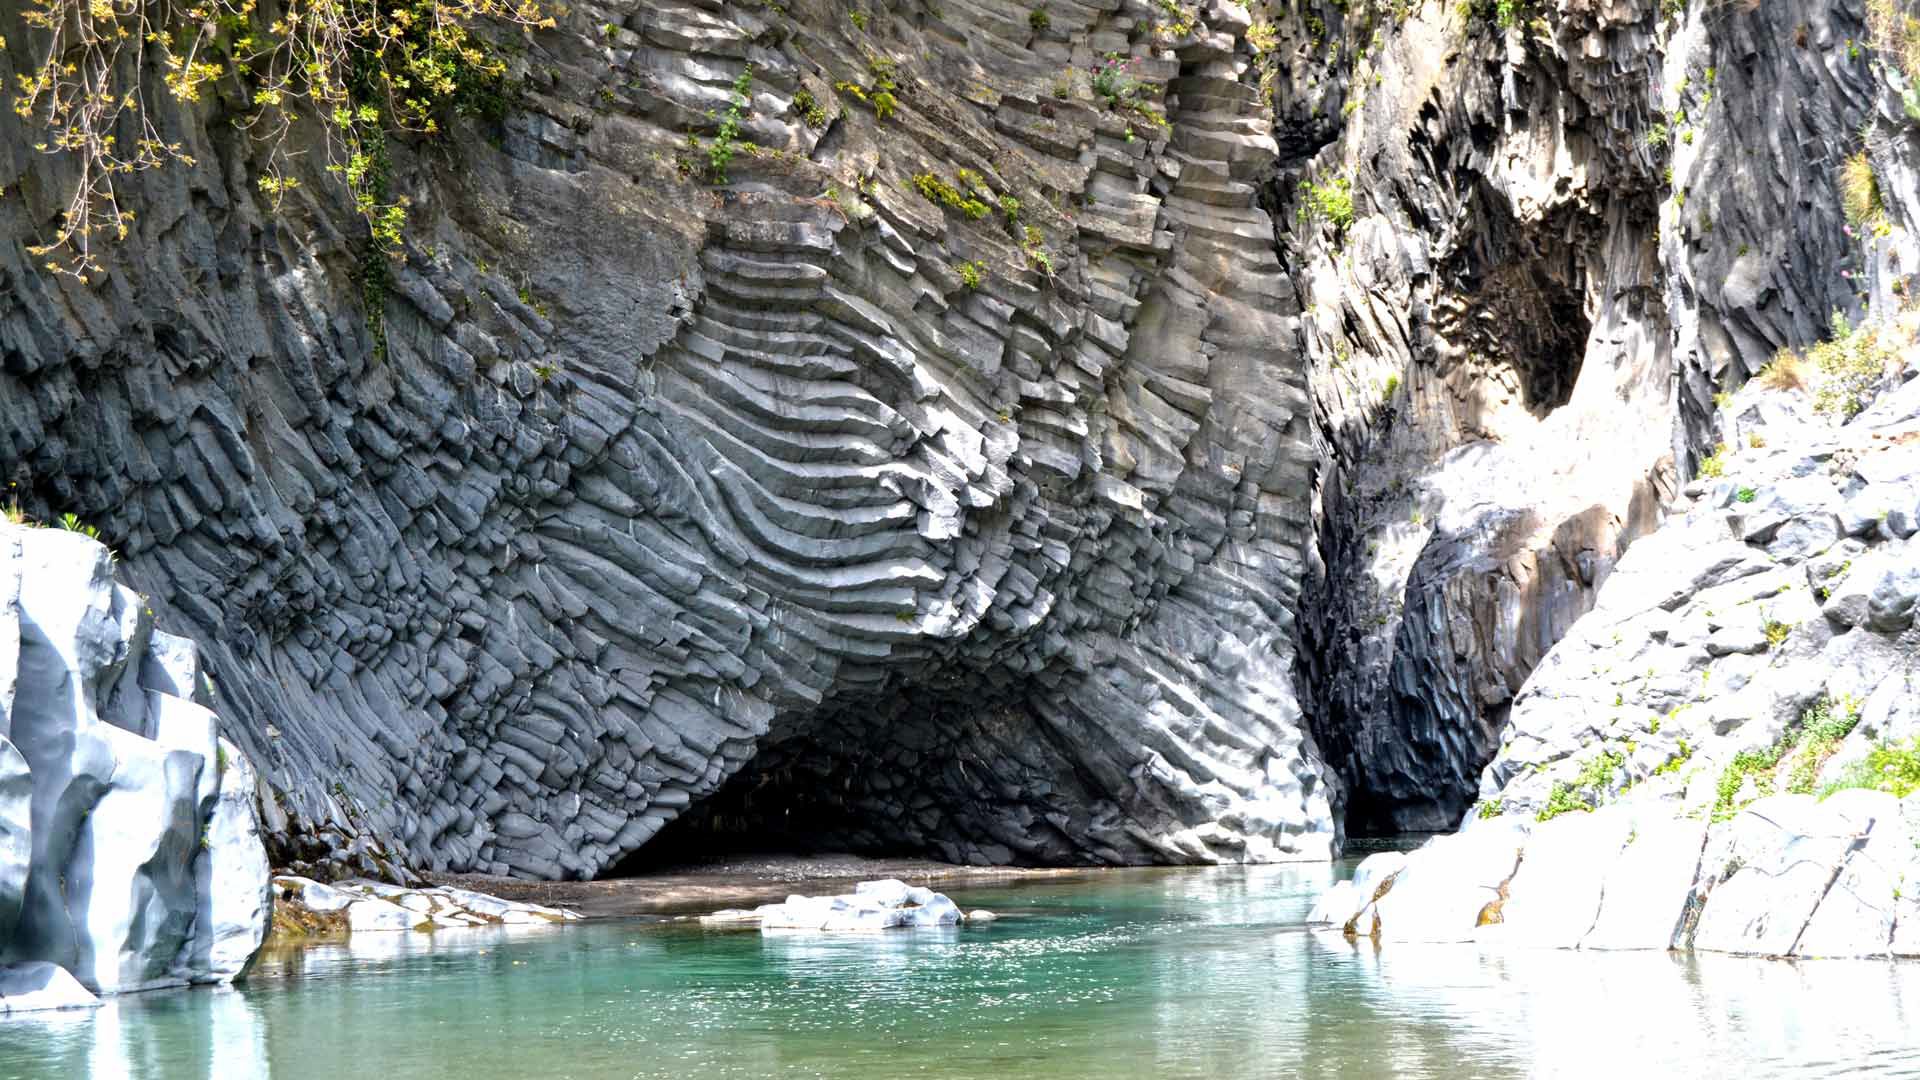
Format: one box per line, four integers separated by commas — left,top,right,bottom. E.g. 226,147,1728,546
605,693,1156,873
1435,194,1595,421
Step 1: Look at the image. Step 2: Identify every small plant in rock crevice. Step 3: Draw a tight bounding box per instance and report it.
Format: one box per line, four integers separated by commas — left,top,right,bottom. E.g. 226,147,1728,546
793,88,829,127
1755,348,1810,392
1712,695,1861,821
1696,443,1728,479
1298,176,1356,234
913,171,991,220
707,66,756,182
1839,150,1889,232
1535,749,1626,822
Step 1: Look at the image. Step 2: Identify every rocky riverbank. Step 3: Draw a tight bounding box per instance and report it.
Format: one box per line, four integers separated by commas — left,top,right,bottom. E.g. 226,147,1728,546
1312,308,1920,957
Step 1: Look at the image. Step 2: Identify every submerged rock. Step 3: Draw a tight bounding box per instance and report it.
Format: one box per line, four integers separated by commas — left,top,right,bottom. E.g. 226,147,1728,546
0,525,271,1003
701,879,964,932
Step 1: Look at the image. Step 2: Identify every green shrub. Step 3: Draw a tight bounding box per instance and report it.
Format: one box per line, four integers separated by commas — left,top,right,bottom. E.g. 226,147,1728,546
707,66,756,182
1297,176,1356,233
956,260,987,289
1808,312,1895,421
1536,749,1625,821
1714,695,1861,819
11,0,552,279
1697,443,1727,479
1822,739,1920,799
1029,7,1050,31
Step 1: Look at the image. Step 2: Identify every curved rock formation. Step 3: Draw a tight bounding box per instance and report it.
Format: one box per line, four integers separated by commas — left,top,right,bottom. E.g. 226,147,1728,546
1,0,1334,877
0,523,271,999
2,0,1911,879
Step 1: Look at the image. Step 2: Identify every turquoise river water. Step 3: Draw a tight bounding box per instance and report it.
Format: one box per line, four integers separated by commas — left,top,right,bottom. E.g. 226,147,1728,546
5,861,1920,1079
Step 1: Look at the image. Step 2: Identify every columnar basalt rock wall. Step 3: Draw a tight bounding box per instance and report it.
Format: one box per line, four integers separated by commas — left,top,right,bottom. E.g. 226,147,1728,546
1282,0,1904,833
0,0,1334,877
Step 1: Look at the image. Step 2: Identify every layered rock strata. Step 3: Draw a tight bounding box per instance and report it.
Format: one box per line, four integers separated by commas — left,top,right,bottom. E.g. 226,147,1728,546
0,0,1332,877
0,523,272,1003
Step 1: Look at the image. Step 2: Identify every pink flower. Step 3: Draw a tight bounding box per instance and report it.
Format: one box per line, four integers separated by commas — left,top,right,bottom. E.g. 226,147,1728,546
1841,270,1853,278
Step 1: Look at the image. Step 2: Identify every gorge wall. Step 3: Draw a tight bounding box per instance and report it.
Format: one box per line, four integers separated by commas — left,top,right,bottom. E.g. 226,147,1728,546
1284,0,1903,831
0,0,1908,876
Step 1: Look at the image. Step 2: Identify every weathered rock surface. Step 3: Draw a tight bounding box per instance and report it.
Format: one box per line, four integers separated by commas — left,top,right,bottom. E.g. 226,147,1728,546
1315,792,1920,958
1290,0,1914,835
271,875,579,934
0,0,1333,878
0,524,272,998
1471,359,1920,827
701,878,967,931
1312,268,1920,955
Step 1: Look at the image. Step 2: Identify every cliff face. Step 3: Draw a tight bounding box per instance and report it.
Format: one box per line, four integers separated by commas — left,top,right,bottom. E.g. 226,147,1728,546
1285,0,1907,832
1,0,1337,878
0,0,1908,878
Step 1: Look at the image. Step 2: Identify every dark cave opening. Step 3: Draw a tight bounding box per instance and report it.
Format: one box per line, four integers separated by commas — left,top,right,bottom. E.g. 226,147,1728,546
599,695,1084,878
603,749,914,876
598,690,1165,878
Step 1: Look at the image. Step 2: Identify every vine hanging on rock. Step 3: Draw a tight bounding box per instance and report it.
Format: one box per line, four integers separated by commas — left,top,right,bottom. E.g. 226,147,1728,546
6,0,553,280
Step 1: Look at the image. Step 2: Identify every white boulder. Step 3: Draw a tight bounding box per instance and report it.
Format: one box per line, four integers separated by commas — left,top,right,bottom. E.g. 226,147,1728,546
0,525,271,1004
707,879,966,932
0,961,100,1014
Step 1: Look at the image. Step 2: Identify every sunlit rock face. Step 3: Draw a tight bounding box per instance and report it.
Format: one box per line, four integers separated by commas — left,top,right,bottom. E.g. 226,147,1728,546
0,525,271,996
0,0,1335,877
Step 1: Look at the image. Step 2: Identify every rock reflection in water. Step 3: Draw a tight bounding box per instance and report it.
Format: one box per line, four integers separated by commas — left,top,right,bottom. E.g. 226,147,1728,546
2,866,1919,1079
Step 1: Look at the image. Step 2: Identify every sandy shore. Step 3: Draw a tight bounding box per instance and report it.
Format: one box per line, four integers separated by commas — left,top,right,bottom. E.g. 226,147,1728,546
423,853,1090,918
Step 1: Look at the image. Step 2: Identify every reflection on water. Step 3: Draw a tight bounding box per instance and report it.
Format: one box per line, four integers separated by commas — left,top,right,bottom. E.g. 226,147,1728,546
5,863,1920,1079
